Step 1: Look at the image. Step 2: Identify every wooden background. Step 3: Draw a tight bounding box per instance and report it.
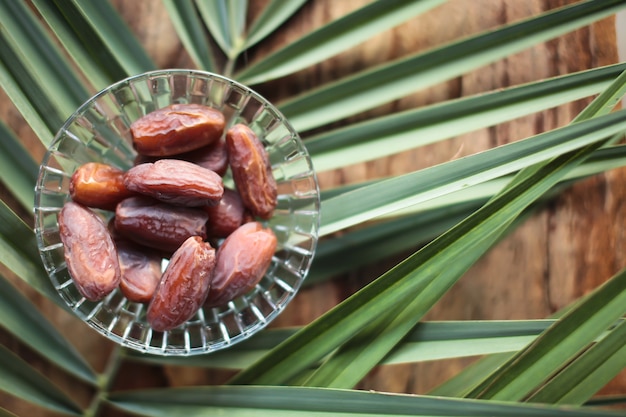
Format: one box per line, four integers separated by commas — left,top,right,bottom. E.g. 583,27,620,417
0,0,624,415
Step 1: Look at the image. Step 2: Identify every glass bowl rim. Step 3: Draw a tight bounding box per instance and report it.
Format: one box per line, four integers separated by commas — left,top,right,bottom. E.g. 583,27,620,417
34,68,321,355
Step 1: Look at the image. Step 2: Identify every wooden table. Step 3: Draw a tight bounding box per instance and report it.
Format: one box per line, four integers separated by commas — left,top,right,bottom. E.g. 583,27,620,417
0,0,623,414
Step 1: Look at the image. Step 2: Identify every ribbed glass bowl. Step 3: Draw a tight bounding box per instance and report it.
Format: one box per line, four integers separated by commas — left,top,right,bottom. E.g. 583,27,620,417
34,69,320,355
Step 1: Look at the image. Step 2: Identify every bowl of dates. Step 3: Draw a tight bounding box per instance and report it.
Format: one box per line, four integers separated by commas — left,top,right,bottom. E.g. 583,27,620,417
34,69,320,355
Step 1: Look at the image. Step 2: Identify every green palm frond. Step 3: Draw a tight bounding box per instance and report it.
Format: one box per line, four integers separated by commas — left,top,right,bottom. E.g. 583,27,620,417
234,0,445,83
108,385,625,417
0,344,82,416
278,0,626,131
125,319,556,369
0,275,95,384
0,0,625,416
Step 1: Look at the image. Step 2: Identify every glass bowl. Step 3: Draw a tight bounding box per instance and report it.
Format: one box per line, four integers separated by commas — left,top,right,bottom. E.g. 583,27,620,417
34,69,320,356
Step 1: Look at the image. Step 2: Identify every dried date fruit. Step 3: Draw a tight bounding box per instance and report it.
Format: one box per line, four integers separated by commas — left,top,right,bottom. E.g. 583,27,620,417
114,196,208,253
131,103,225,157
134,139,230,176
204,222,277,307
172,138,229,176
116,239,162,303
124,159,224,207
226,124,277,219
58,201,121,301
147,236,216,331
69,162,134,210
205,188,247,238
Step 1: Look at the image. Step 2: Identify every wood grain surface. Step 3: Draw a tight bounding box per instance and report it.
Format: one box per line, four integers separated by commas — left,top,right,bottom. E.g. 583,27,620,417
0,0,623,415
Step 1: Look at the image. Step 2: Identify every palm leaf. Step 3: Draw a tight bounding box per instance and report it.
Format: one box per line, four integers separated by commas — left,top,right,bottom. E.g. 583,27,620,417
0,344,82,416
59,0,156,78
195,0,234,58
0,275,96,384
308,202,478,284
0,0,88,120
228,137,606,385
429,353,515,397
229,68,626,386
307,62,626,172
311,142,626,284
235,0,445,84
162,0,217,72
385,320,553,365
427,291,613,398
320,110,626,237
279,0,626,131
466,268,626,401
0,201,60,304
0,122,38,211
0,59,54,146
31,0,121,90
124,319,555,370
1,0,625,414
243,0,309,49
225,0,247,52
108,385,625,417
437,294,602,399
301,67,626,389
527,318,626,405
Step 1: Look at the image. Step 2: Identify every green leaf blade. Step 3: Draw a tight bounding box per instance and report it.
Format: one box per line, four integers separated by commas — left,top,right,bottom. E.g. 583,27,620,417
280,0,626,132
226,0,247,52
0,0,89,118
308,202,478,284
162,0,217,72
312,142,626,284
468,269,626,401
0,344,82,416
243,0,309,49
0,201,61,304
195,0,233,56
429,353,515,397
528,319,626,405
230,69,626,386
0,122,38,211
68,0,157,78
31,0,116,90
125,320,554,370
0,275,96,384
0,58,55,147
236,0,445,84
307,62,626,173
302,215,516,388
108,385,626,417
320,110,626,237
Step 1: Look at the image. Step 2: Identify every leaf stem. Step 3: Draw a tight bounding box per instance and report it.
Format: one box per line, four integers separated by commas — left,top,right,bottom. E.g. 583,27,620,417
84,345,124,417
223,39,245,78
223,56,237,78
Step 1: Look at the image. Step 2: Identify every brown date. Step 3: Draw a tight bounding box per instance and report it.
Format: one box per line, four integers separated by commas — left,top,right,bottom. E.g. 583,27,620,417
124,159,224,207
204,221,277,307
116,239,162,303
131,103,225,157
58,201,121,301
147,236,216,331
69,162,134,210
134,139,230,177
114,196,208,253
174,138,229,176
205,188,248,238
226,124,277,219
